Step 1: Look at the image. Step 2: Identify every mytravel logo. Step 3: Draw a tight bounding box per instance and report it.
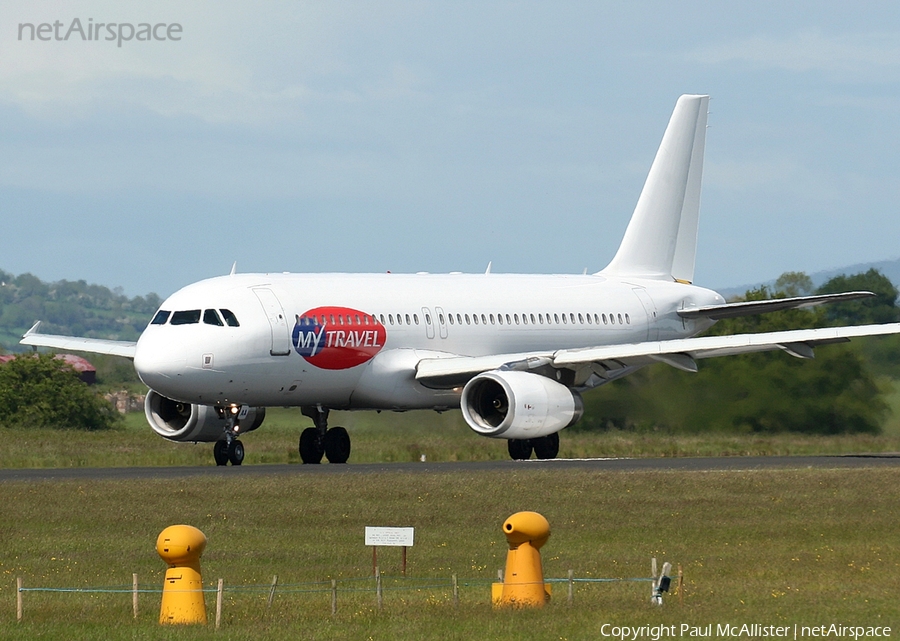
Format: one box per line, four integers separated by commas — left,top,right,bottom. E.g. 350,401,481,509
292,307,387,370
17,19,182,47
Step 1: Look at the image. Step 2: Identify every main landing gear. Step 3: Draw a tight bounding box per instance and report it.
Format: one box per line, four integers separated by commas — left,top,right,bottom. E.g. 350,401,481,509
299,406,351,464
214,405,245,466
507,432,560,461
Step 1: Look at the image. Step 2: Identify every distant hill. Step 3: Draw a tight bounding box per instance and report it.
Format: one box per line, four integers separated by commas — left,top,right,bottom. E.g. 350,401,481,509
717,258,900,299
0,269,161,353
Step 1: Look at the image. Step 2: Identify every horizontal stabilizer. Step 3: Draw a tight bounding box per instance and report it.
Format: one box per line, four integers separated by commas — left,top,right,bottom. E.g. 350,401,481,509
20,322,137,359
677,291,875,320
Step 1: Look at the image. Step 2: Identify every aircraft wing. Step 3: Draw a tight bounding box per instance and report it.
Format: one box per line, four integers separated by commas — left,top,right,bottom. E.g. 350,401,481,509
677,291,874,320
19,322,137,359
415,322,900,387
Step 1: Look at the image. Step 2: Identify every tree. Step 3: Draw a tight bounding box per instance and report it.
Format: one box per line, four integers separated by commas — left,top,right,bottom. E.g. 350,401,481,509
580,271,890,435
775,271,814,297
0,354,121,430
816,269,899,325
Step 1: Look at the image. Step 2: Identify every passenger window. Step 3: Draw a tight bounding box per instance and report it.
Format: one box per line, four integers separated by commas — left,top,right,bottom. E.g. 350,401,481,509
170,310,201,325
151,310,170,325
414,314,419,325
380,314,386,324
203,309,224,326
473,314,479,325
497,314,503,325
389,314,395,325
578,313,584,324
618,313,624,324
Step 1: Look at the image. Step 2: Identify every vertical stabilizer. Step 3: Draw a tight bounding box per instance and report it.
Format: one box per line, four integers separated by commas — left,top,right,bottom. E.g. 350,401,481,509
601,95,709,282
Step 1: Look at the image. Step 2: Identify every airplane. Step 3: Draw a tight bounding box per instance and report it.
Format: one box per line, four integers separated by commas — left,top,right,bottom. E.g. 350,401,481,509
21,94,900,466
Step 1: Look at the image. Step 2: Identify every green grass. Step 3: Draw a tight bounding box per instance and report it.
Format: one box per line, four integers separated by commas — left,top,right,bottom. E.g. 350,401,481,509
1,407,900,470
0,467,897,639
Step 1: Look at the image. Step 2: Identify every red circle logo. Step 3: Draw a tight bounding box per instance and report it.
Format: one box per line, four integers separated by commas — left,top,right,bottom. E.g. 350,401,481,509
292,306,386,370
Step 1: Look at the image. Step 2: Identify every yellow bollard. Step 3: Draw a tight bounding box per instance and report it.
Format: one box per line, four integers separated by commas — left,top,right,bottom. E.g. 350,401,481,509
492,511,551,607
157,524,208,625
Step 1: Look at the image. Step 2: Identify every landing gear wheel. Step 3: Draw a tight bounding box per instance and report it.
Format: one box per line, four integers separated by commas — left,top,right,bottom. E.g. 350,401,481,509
228,440,245,466
324,427,351,464
508,439,533,460
532,432,560,460
299,427,324,464
213,440,229,466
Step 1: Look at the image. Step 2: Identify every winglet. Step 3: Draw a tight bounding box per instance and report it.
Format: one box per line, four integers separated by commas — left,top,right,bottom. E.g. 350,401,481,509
24,320,41,337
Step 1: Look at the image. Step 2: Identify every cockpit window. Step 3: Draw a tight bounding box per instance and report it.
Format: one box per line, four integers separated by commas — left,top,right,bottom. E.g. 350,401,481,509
220,309,240,327
203,309,224,326
151,310,170,325
170,310,201,325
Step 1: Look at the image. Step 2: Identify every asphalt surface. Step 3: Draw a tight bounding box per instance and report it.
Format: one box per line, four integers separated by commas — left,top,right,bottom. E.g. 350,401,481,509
1,454,899,482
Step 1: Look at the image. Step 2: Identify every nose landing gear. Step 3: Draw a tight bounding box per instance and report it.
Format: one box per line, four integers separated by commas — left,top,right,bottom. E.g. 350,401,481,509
213,405,245,466
299,406,351,464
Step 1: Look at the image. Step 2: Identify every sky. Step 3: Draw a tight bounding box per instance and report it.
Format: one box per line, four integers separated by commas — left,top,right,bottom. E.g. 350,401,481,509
1,1,899,297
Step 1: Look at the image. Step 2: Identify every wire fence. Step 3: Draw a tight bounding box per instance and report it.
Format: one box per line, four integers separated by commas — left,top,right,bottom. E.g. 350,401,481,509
15,562,683,628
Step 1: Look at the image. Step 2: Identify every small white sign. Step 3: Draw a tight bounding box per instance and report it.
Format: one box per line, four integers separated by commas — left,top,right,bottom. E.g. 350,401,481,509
365,526,414,547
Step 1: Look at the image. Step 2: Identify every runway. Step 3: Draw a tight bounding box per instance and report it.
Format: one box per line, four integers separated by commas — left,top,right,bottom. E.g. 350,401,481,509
1,454,899,482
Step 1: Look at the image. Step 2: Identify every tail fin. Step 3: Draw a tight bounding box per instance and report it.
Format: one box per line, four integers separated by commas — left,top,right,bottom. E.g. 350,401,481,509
601,94,709,283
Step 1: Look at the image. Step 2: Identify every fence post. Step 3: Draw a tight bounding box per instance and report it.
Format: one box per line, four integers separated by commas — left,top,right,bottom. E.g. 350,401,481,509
331,579,337,617
677,564,684,606
452,574,459,608
132,573,139,619
267,575,278,609
567,570,574,606
376,569,383,610
215,579,224,630
651,558,658,602
16,577,22,623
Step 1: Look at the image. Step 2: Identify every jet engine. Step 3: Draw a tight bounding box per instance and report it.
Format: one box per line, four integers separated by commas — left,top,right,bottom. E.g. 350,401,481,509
460,370,583,439
145,390,266,442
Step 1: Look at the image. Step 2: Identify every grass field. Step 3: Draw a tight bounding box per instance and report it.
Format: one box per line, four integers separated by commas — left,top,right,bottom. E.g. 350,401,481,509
0,465,898,640
1,406,900,470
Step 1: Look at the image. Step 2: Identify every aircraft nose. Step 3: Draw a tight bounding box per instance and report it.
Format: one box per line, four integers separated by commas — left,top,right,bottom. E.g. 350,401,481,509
133,332,188,393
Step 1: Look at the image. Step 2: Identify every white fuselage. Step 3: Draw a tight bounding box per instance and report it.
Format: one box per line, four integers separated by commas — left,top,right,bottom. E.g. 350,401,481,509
133,272,723,410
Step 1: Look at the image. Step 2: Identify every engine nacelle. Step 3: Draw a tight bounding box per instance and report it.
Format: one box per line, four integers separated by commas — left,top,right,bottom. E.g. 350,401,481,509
145,390,266,442
460,370,583,439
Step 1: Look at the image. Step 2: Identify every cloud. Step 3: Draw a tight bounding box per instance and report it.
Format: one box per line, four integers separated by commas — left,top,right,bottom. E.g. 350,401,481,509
686,30,900,79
